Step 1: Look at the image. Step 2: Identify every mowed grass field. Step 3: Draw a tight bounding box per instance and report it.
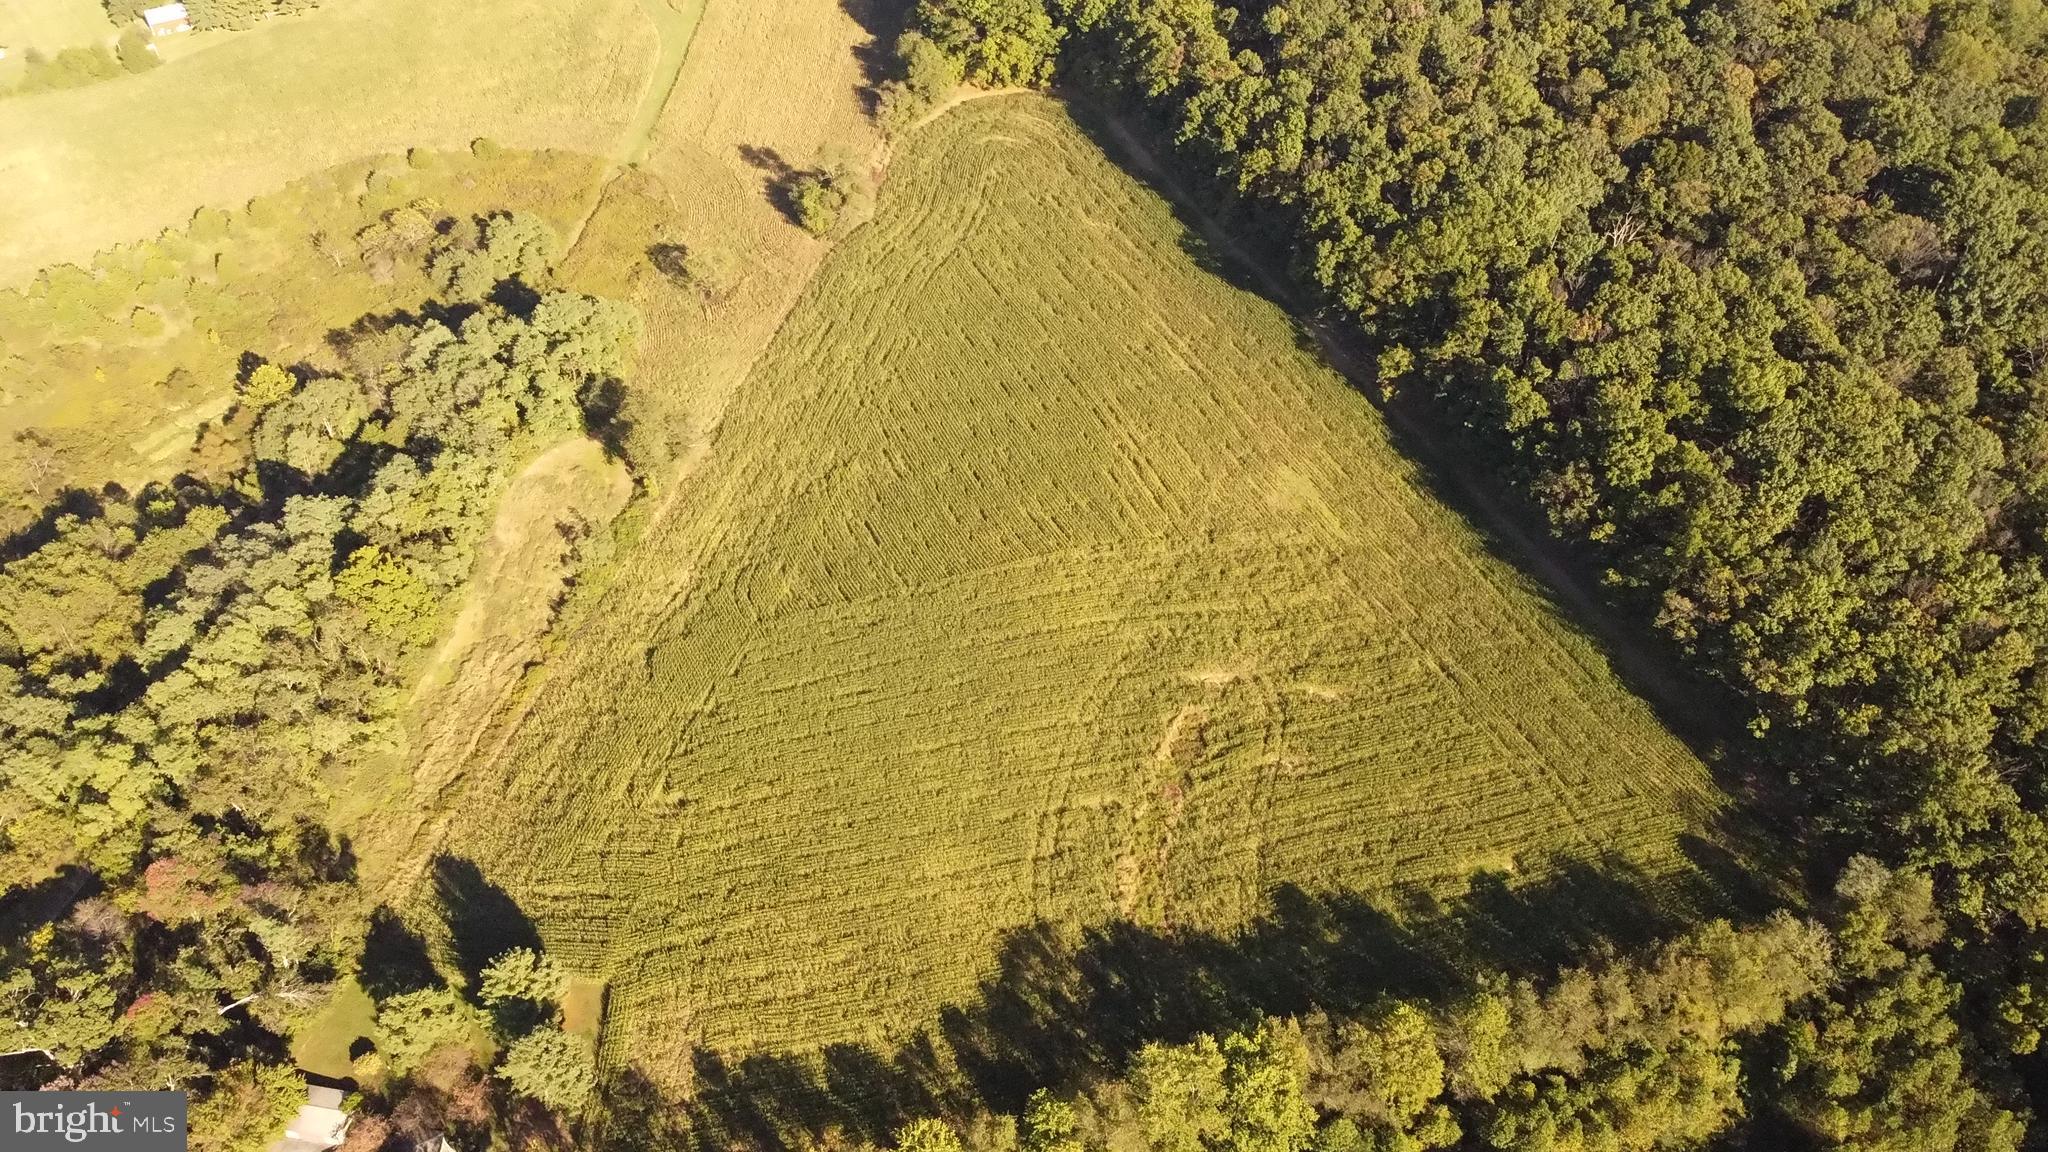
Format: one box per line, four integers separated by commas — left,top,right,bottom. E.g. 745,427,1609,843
0,146,611,530
565,0,884,461
416,95,1729,1083
0,0,657,282
0,0,112,52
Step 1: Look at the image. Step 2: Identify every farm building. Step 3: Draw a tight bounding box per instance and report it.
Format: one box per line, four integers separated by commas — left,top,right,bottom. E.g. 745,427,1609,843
142,3,191,36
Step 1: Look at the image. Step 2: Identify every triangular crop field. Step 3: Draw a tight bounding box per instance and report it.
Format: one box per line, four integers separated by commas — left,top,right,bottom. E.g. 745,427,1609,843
413,95,1728,1082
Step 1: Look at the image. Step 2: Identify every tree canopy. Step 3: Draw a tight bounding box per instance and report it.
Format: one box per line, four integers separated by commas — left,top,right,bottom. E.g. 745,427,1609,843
906,0,2048,1140
0,212,636,1127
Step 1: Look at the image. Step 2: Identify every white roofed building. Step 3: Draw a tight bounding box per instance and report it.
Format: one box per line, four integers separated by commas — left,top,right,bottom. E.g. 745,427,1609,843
142,3,191,36
271,1084,352,1152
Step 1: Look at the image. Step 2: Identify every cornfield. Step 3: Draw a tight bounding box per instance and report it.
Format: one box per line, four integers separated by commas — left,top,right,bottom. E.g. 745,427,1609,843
424,96,1725,1085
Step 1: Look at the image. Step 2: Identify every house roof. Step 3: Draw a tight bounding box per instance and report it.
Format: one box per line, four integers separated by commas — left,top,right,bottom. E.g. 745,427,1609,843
281,1100,350,1149
141,2,188,25
264,1082,352,1152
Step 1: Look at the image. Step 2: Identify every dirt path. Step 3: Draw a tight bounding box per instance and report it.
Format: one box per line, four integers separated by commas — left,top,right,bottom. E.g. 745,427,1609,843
617,0,706,166
362,438,630,899
561,0,708,257
409,439,630,712
864,85,1030,179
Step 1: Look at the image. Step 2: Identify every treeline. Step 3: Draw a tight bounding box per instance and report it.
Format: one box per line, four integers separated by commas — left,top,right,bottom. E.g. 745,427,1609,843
0,213,636,1144
793,859,2010,1152
0,140,598,531
3,0,341,100
2,30,157,99
104,0,327,32
902,0,2048,1136
182,0,324,29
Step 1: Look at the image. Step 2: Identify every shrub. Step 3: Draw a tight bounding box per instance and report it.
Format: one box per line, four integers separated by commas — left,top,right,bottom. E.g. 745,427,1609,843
876,31,965,131
790,171,847,237
115,29,160,74
189,208,231,244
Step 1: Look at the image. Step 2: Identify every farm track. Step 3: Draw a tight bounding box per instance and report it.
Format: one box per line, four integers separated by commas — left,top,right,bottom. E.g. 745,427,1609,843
561,0,711,257
619,0,709,167
415,94,1729,1085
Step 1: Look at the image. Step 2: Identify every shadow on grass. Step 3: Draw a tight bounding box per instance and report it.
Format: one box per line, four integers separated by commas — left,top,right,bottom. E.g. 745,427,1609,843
836,0,917,109
431,854,543,988
357,904,442,1000
591,855,1769,1150
738,144,804,226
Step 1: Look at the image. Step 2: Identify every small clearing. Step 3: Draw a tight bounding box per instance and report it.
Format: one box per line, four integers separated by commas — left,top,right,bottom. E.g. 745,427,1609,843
408,437,633,787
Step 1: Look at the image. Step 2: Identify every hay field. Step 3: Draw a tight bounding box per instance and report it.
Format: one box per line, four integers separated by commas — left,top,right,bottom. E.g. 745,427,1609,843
415,95,1728,1082
0,0,112,52
0,0,656,282
647,0,876,173
570,0,883,462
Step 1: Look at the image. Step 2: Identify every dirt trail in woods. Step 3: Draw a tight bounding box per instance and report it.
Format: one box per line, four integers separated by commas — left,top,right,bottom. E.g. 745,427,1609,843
409,439,631,714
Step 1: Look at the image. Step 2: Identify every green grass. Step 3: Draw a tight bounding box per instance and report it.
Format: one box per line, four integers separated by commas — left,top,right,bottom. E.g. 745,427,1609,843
292,977,377,1081
617,0,706,166
564,979,609,1043
415,94,1729,1086
0,0,657,282
0,0,113,53
0,146,611,534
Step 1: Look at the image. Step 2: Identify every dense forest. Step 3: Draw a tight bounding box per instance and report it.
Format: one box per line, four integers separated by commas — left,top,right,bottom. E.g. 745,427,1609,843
892,0,2048,1146
595,857,2014,1152
0,213,635,1144
1053,868,1972,1152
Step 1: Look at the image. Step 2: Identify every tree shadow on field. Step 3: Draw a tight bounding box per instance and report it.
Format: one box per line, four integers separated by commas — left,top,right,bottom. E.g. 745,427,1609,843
837,0,916,107
740,144,837,232
738,144,801,219
431,855,542,988
357,904,442,1000
590,856,1764,1150
583,377,636,464
0,484,107,565
1062,96,1287,311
